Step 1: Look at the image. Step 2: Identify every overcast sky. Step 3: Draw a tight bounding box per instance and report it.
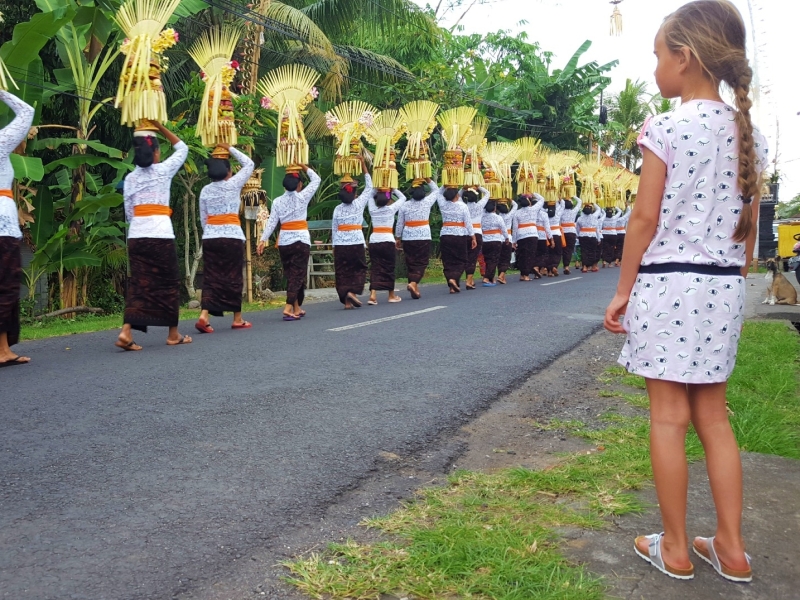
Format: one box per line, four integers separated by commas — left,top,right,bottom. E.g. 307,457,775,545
412,0,797,201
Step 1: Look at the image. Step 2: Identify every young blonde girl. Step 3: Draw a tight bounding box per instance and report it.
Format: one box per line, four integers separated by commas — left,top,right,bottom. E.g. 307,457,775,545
604,0,768,583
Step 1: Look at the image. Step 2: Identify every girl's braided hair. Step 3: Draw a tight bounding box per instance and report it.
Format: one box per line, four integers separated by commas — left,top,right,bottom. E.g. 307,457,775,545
662,0,759,242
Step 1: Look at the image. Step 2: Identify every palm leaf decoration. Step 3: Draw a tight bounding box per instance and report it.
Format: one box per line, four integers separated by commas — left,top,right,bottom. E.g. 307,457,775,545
437,107,477,188
557,150,584,199
399,100,439,182
578,159,604,204
515,137,542,195
364,109,407,191
325,100,380,179
462,116,489,187
114,0,182,126
0,55,17,92
189,25,242,148
482,141,517,201
257,64,320,168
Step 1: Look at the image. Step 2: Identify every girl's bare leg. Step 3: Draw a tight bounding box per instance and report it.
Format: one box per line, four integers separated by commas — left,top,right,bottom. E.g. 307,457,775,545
639,379,693,570
688,382,749,571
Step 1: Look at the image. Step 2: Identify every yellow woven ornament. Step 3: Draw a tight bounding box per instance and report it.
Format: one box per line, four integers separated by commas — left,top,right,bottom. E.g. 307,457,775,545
114,0,182,126
325,101,379,179
438,107,477,188
0,55,18,92
189,26,242,148
482,142,517,201
257,64,320,168
365,109,407,191
462,116,489,188
514,137,542,196
399,100,439,181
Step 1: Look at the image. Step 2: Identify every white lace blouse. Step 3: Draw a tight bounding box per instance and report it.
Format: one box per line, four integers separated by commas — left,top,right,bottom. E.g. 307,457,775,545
124,141,188,239
577,205,603,240
437,193,474,237
331,174,373,246
368,190,406,244
560,197,583,235
548,200,565,235
260,169,322,246
500,200,518,239
535,205,553,240
395,182,438,241
481,212,511,243
199,147,254,241
0,91,35,239
465,187,490,233
512,197,545,243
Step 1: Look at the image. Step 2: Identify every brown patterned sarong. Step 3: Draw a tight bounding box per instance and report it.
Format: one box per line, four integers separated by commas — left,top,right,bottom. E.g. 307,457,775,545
369,241,396,291
580,236,599,268
125,238,181,333
536,238,549,270
615,233,626,262
602,236,616,264
562,232,577,268
466,233,482,276
498,241,513,274
278,241,310,306
403,239,430,284
439,235,469,284
0,237,22,347
515,237,537,277
201,238,244,316
334,244,368,304
482,241,502,282
548,235,563,270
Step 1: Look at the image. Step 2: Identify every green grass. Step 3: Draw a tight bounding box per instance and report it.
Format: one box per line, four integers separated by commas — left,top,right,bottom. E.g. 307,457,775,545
19,301,284,341
284,321,800,600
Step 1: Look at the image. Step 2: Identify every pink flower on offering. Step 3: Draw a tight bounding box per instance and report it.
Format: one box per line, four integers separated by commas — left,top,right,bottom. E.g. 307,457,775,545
261,96,274,110
173,30,180,42
310,87,319,99
230,60,240,71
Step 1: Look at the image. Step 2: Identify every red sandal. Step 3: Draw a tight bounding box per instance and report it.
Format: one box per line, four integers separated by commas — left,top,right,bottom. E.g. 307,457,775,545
231,321,252,329
195,320,214,334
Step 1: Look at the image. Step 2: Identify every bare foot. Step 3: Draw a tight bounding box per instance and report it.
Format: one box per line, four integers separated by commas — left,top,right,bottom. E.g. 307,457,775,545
115,335,142,352
166,334,192,345
0,353,31,365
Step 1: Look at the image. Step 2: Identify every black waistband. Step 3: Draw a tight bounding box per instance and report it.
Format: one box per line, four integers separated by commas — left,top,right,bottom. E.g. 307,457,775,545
639,262,742,276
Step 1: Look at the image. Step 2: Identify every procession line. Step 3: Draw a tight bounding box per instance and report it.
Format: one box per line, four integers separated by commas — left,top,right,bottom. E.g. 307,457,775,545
327,306,447,331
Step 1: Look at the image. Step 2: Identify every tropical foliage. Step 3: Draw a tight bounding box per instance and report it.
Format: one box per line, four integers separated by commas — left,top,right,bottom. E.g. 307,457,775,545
1,0,619,315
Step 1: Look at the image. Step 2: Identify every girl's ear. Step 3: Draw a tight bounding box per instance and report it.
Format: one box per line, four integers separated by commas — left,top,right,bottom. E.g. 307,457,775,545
677,46,692,74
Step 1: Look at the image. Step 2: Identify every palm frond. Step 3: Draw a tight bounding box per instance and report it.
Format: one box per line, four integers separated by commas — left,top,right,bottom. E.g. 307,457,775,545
437,107,477,151
263,1,337,60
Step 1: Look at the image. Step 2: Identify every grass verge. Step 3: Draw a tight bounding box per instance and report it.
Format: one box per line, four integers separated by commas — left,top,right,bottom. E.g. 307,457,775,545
284,321,799,600
19,300,285,341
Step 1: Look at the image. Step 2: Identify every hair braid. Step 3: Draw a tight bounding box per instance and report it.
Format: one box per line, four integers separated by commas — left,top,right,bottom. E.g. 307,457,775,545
730,65,758,242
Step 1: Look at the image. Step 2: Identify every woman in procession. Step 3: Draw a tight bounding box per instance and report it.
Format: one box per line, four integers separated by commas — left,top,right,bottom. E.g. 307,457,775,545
559,195,582,275
367,187,406,305
395,177,438,300
546,199,565,277
437,187,476,293
534,198,553,278
331,157,373,309
257,165,321,321
0,90,34,367
615,202,631,265
194,144,255,334
605,0,768,583
576,201,603,273
462,185,490,290
480,200,511,286
116,121,190,351
600,205,621,267
511,193,544,282
496,199,517,284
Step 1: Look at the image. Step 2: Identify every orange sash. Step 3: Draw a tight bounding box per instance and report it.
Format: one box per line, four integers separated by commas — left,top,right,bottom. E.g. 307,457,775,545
405,220,429,227
207,213,240,226
0,189,12,199
536,225,546,231
442,221,465,227
580,227,597,233
372,226,394,234
134,204,172,217
550,225,561,231
483,229,501,235
281,220,308,231
562,222,576,228
338,224,362,232
518,223,536,229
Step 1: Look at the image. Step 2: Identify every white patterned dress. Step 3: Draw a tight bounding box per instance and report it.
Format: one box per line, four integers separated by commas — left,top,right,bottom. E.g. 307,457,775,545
618,100,768,383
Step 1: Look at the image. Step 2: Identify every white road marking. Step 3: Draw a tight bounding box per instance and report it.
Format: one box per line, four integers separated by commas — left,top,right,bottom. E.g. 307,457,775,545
328,306,447,331
540,277,583,287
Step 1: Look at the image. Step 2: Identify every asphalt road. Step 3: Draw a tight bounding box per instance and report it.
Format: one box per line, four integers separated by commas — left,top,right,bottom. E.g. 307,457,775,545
1,269,619,599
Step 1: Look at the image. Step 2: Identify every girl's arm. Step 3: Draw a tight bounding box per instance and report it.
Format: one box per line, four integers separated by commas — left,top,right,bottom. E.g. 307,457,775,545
742,193,761,278
604,148,666,333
